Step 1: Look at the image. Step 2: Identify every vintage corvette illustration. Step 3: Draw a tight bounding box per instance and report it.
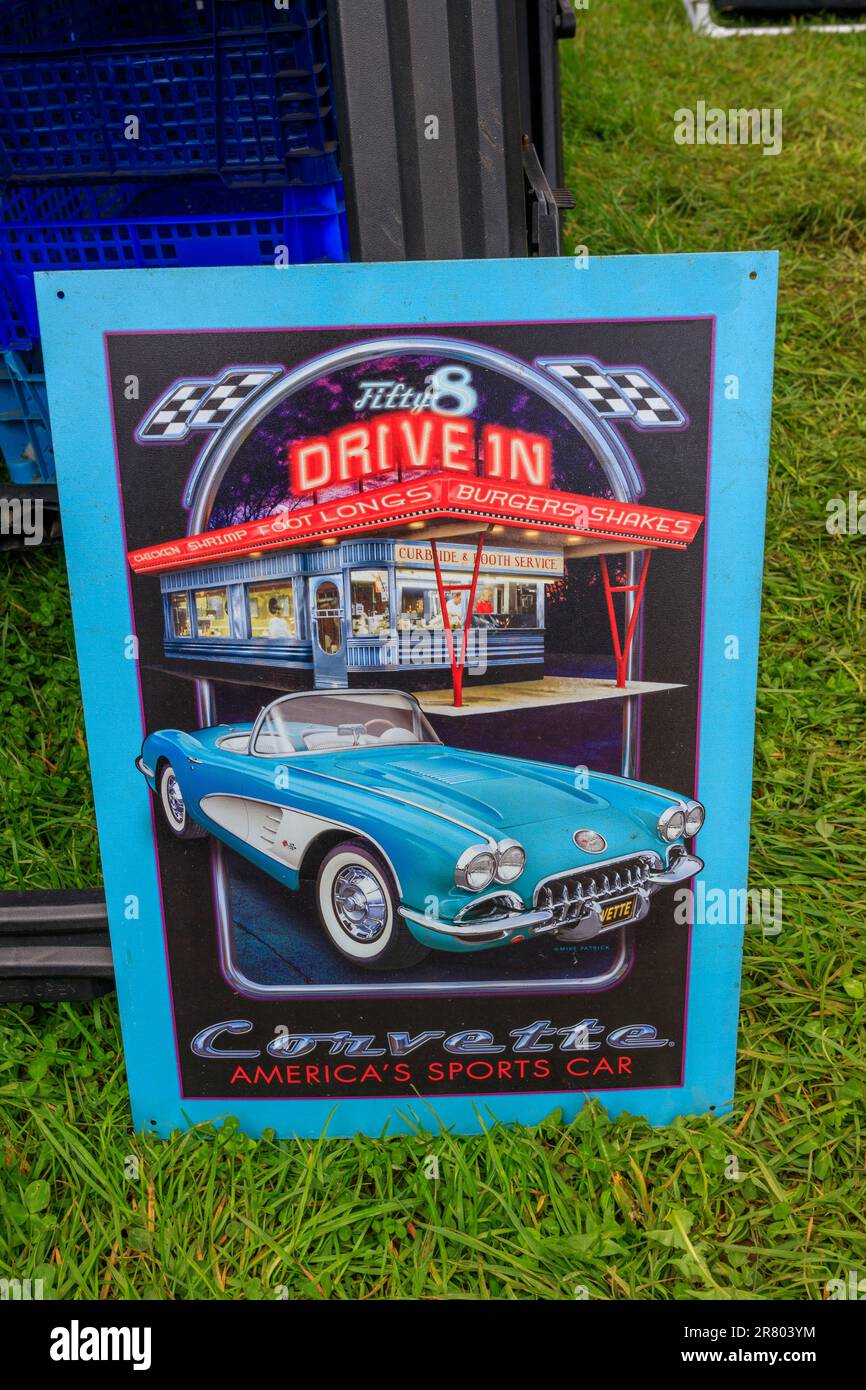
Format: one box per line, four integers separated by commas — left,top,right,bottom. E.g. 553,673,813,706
135,690,704,971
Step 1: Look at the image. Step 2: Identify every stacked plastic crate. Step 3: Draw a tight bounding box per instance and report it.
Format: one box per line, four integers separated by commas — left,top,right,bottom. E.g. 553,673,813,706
0,0,348,481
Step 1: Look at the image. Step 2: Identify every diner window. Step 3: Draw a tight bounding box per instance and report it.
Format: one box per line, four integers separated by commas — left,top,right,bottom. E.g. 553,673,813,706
170,592,191,638
248,581,296,640
466,580,540,628
397,583,427,630
350,568,390,637
509,583,539,627
473,584,504,620
194,588,230,638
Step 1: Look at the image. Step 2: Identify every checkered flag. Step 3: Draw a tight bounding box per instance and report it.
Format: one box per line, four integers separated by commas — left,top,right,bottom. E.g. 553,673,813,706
136,381,214,441
539,358,633,418
537,356,686,431
136,368,279,443
605,369,686,429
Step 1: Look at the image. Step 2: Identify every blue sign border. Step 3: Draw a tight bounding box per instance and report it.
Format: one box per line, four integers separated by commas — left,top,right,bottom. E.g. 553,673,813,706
36,253,778,1136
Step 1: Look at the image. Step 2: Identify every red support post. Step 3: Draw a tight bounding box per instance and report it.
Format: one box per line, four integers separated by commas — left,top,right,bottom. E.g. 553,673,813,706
431,538,458,701
600,552,652,688
430,531,488,708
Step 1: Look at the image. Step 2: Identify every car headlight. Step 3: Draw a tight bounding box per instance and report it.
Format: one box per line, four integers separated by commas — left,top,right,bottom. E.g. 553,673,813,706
455,845,497,892
684,800,705,837
657,805,686,842
495,839,526,884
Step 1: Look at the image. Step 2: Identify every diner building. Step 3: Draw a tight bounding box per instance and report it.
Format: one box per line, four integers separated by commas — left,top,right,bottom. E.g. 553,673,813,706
159,534,564,689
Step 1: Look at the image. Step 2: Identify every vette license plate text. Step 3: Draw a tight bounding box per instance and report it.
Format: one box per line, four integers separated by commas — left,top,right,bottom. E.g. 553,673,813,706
600,896,637,925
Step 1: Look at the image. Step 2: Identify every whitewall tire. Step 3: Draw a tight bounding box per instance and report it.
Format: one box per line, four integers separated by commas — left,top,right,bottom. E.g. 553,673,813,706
316,840,427,971
157,762,207,840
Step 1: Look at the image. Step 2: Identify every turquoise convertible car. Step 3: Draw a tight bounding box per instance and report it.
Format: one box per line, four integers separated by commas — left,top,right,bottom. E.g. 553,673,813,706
135,689,704,971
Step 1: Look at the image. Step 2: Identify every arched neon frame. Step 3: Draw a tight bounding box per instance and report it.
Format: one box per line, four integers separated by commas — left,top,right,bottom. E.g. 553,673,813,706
183,335,644,516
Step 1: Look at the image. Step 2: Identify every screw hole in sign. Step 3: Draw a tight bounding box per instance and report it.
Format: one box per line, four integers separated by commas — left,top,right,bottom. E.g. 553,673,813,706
749,272,758,281
56,290,65,299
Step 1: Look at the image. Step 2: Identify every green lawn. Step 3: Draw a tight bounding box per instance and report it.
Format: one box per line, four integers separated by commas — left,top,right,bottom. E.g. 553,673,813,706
1,0,864,1300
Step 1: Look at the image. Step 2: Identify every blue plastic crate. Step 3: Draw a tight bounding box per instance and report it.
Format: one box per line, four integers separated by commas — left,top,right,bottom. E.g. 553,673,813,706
0,347,54,482
0,0,211,46
0,180,348,352
0,0,328,44
0,1,340,187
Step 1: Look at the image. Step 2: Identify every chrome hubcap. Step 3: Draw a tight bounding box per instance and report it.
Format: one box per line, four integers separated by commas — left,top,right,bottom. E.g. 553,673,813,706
332,865,387,942
165,773,185,825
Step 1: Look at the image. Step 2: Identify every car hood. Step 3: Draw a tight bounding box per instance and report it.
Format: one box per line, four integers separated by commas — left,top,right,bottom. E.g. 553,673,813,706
316,744,658,843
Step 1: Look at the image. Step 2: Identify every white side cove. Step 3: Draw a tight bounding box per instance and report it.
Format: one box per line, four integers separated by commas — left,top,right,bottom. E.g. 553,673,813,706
200,795,342,873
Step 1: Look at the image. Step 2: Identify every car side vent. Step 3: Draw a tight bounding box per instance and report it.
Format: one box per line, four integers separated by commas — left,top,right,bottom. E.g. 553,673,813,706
260,811,282,847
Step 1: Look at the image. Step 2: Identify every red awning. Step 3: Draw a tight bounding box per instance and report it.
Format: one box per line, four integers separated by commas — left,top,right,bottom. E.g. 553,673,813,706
127,472,704,576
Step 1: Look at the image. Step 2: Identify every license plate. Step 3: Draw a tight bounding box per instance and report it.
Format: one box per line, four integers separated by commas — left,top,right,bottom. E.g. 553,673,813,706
600,895,637,925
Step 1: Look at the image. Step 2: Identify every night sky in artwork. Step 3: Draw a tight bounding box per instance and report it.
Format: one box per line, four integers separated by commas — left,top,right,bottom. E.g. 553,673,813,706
207,354,616,529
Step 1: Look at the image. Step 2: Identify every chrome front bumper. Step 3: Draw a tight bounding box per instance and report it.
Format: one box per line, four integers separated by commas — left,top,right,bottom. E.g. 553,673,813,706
401,901,559,939
400,850,703,943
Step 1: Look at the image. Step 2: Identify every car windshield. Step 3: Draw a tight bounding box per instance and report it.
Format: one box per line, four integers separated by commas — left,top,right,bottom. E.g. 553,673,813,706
252,691,440,756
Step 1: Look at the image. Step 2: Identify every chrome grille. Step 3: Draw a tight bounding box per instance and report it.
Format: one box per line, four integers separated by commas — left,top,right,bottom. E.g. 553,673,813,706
534,853,661,927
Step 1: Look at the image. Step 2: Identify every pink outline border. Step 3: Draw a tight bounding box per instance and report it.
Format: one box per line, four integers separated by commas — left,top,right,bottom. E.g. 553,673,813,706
104,311,714,1106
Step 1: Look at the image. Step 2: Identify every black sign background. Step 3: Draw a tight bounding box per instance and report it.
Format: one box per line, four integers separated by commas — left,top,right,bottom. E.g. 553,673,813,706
106,317,713,1103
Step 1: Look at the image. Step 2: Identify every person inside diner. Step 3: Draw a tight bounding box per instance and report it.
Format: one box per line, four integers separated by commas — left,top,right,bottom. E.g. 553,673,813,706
266,597,293,639
446,593,465,627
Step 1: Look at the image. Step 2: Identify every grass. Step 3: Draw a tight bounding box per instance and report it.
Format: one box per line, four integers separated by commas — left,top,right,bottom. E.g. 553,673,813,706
1,0,865,1300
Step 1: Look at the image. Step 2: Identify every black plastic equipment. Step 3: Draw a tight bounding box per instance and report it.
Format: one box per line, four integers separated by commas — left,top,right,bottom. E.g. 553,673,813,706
718,2,865,10
0,890,113,1002
328,0,574,261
